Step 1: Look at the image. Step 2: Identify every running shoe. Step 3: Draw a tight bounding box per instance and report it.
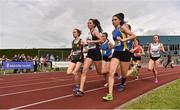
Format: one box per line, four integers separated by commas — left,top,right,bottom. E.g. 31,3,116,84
73,84,80,92
115,72,118,77
73,90,84,96
137,64,141,68
117,84,125,92
135,76,139,80
104,83,108,87
102,94,113,101
117,75,122,80
154,79,158,83
132,67,138,78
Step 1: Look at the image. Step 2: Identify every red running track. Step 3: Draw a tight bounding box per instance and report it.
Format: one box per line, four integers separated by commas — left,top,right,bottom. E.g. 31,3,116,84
0,67,179,109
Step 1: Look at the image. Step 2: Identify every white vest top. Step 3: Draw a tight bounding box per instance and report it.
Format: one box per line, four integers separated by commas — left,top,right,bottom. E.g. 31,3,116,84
150,43,161,57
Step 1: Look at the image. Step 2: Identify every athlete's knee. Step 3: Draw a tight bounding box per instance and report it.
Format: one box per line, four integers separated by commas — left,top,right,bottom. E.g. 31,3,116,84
108,72,115,79
101,68,109,74
72,71,78,75
97,69,102,74
148,68,153,71
82,67,88,74
66,70,73,75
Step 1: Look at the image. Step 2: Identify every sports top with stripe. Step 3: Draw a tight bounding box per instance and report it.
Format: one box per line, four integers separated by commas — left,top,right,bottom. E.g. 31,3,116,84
112,27,132,62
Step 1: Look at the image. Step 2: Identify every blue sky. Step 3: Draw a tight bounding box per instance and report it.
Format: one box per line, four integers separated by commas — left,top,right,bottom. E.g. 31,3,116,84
0,0,180,49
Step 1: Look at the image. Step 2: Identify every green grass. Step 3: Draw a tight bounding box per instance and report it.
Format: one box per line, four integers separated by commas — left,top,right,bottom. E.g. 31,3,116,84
0,69,14,74
121,79,180,109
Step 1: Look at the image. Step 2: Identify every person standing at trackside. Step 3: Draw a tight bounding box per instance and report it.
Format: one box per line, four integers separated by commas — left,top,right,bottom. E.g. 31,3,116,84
67,28,84,92
12,54,19,73
101,32,113,87
103,13,136,101
147,35,165,83
164,52,174,68
39,56,44,71
74,18,103,96
33,56,39,73
19,54,26,73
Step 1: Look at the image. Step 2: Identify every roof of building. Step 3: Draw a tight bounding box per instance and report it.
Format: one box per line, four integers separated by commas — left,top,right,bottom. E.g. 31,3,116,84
137,35,180,44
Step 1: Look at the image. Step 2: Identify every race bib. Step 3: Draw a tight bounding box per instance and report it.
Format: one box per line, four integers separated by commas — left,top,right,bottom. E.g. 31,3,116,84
88,44,96,49
102,50,107,55
72,51,80,56
114,41,121,46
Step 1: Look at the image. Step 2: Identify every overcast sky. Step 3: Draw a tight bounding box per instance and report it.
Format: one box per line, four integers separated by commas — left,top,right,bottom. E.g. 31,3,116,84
0,0,180,49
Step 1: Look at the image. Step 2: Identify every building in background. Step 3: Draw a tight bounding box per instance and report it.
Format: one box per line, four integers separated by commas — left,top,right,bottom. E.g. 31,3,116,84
138,35,180,55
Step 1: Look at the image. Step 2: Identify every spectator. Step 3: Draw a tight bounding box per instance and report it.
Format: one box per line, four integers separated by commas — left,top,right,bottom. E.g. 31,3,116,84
26,56,32,73
174,50,178,54
44,56,49,72
55,56,59,61
39,56,44,70
49,54,55,69
19,54,26,73
164,52,174,68
12,54,19,73
33,56,39,73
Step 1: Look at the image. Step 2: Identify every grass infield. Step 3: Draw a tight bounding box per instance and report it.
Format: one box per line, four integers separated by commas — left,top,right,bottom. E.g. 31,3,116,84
120,79,180,109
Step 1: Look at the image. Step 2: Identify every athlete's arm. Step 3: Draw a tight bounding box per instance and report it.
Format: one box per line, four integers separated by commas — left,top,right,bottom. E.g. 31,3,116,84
87,30,103,44
68,50,73,59
119,24,136,42
131,46,139,53
81,40,86,46
108,42,114,49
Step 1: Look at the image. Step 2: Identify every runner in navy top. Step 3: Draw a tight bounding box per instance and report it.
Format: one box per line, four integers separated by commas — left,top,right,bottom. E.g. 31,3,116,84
101,32,113,87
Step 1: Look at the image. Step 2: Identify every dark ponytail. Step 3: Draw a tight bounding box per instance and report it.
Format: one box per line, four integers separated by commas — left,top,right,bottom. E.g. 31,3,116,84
89,18,103,33
126,24,131,30
136,39,140,45
113,13,125,26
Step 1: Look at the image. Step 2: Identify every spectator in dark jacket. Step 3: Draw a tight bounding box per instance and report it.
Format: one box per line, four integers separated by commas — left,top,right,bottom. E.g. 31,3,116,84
12,54,19,73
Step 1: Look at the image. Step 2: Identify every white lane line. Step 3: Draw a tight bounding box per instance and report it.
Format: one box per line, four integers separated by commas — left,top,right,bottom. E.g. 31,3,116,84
0,77,59,85
9,72,179,110
0,80,68,89
0,79,103,97
0,71,156,96
0,75,101,89
0,74,77,85
0,71,99,84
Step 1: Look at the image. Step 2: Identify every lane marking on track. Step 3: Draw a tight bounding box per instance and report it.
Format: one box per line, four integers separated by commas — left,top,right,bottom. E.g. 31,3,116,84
0,79,103,97
0,70,166,96
0,77,61,85
9,72,179,110
0,78,3,80
0,70,100,84
0,75,101,89
0,68,176,87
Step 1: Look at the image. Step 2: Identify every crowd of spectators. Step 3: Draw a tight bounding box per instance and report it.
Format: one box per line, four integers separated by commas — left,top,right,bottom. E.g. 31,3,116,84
0,54,64,74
